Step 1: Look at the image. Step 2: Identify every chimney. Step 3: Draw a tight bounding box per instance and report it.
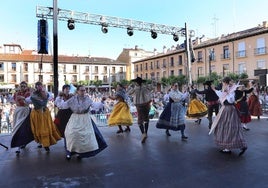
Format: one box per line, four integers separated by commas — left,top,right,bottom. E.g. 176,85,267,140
263,21,268,28
163,46,167,54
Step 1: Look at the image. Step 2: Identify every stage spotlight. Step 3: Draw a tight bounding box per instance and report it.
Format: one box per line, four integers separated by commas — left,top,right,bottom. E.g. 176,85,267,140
173,34,179,42
127,27,134,36
101,24,108,34
67,19,75,30
151,30,157,39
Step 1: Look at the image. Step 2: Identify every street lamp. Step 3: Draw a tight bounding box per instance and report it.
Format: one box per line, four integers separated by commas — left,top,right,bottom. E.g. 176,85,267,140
209,48,214,79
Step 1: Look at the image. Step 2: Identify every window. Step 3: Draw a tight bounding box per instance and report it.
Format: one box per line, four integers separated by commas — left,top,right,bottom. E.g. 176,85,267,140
156,60,160,69
24,63,28,71
197,51,203,62
120,67,123,73
223,46,230,59
103,66,107,74
0,74,4,82
12,63,16,71
163,59,166,68
94,66,98,74
112,67,116,74
0,63,4,70
103,76,108,83
223,64,230,76
140,64,142,71
238,63,246,74
50,75,53,82
72,75,77,82
11,74,16,82
197,67,203,77
135,65,138,72
145,63,148,70
73,65,77,72
94,76,99,80
85,66,89,72
178,55,183,65
24,75,28,82
150,61,154,69
255,38,266,55
85,75,89,80
170,70,174,76
170,57,174,66
237,42,246,57
178,69,183,75
257,59,266,69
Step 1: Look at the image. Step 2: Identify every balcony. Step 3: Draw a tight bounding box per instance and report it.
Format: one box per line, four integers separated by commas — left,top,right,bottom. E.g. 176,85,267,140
220,53,231,60
254,47,267,55
236,50,247,58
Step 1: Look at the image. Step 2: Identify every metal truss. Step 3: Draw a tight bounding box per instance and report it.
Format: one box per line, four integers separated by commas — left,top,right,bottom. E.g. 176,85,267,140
36,6,195,37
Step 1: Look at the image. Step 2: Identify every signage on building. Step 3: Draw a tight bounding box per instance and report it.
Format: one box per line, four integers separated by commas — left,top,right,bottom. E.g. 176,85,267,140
254,69,268,76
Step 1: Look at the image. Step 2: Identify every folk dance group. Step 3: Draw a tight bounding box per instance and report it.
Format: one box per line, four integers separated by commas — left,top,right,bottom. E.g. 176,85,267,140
10,76,261,160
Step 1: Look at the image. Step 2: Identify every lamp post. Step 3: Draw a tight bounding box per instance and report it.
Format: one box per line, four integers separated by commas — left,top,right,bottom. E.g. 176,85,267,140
208,48,214,80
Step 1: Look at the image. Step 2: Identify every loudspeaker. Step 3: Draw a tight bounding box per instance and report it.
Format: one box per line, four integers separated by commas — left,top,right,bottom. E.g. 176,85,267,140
37,19,48,54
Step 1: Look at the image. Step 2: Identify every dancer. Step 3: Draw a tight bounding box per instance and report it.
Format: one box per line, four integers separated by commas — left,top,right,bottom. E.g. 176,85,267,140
127,77,155,143
156,83,189,140
56,85,107,160
209,77,247,156
29,81,61,152
248,90,262,120
234,83,253,130
11,81,34,154
54,84,73,137
195,80,220,130
108,84,133,134
186,88,208,124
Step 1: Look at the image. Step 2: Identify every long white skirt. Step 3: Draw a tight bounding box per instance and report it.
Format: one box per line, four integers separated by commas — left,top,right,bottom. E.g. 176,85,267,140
65,113,98,153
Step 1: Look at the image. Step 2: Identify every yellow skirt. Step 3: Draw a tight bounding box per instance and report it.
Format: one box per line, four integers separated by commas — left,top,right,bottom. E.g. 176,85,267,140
108,102,133,126
30,108,61,147
187,99,208,118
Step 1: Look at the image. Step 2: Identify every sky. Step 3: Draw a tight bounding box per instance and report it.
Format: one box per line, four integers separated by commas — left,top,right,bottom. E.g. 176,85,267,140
1,0,268,59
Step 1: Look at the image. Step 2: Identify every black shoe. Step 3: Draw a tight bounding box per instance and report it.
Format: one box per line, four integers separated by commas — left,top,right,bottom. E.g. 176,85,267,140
239,147,247,156
116,129,124,134
15,150,20,155
166,130,171,136
243,127,250,131
124,127,131,132
198,119,202,124
66,155,71,160
37,145,42,148
44,147,50,152
219,150,232,154
181,135,188,141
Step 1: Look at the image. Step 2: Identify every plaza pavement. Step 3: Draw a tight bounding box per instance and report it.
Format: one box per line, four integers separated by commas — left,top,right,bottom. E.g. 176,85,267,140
0,114,268,188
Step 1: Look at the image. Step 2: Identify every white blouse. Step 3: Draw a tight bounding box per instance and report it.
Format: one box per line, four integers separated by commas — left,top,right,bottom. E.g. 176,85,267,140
56,95,93,114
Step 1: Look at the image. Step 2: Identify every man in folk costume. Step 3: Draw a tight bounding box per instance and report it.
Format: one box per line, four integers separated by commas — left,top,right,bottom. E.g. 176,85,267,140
234,84,254,131
195,80,220,130
127,77,155,143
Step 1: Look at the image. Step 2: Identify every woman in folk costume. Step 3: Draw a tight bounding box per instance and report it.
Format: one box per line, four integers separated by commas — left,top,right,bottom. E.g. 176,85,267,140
54,84,73,137
56,85,107,160
11,81,34,155
127,77,155,143
156,83,189,140
209,77,247,156
29,82,61,152
108,84,133,134
248,90,262,119
186,87,208,125
234,84,254,131
54,84,74,149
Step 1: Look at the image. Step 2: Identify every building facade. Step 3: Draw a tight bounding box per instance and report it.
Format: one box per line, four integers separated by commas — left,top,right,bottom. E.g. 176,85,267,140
0,44,127,91
132,21,268,86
